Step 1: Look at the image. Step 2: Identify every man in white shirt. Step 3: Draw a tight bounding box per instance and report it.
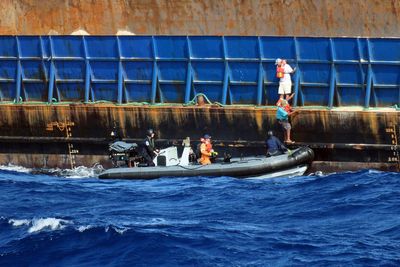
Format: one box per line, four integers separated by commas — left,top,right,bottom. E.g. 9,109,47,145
276,58,296,102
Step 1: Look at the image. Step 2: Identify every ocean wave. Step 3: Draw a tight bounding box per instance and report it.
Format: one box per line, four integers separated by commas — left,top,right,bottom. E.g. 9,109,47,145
8,219,30,227
1,169,400,265
0,164,32,173
0,163,104,179
32,164,104,178
8,217,71,233
7,217,132,236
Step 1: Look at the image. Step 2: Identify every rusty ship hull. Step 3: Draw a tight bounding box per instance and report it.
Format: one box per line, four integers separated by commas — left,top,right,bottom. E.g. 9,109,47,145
0,104,398,172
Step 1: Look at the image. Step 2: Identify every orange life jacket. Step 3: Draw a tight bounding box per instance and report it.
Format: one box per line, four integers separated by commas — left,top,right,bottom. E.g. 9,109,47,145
276,67,284,78
199,143,212,165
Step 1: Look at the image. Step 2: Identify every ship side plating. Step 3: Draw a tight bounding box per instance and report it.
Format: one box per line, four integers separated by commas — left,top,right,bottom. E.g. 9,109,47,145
0,36,398,172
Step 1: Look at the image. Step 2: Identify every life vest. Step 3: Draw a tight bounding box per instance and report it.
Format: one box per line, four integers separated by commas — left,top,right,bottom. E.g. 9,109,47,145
284,104,292,113
206,142,212,152
276,66,284,78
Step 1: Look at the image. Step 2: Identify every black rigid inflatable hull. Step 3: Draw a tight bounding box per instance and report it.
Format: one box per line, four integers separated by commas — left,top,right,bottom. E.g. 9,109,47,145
98,147,314,180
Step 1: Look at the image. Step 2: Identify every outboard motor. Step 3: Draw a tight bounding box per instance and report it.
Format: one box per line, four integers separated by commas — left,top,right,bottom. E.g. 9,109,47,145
108,141,143,167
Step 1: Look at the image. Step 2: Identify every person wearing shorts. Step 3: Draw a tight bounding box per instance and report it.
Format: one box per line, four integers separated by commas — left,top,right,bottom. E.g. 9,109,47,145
275,58,296,102
276,99,294,144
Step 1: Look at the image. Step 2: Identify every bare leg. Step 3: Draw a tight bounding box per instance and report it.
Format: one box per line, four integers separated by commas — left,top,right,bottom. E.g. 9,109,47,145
286,129,291,142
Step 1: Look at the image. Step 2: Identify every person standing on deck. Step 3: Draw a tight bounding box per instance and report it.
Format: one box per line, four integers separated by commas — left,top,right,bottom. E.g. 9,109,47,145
276,58,296,103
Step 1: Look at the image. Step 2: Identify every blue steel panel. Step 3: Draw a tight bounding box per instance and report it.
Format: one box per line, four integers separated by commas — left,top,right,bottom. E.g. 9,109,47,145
40,37,52,58
335,65,365,84
0,35,398,107
56,83,85,102
92,83,118,102
18,37,42,58
264,85,279,106
52,36,85,58
0,37,17,57
0,60,17,79
125,84,153,103
155,36,188,59
260,37,296,60
372,65,400,84
123,62,153,81
21,61,48,80
299,63,331,106
157,62,187,81
224,37,259,59
54,61,85,80
189,36,224,58
300,63,330,84
356,39,370,61
192,62,224,81
22,83,48,101
85,36,118,58
297,38,331,60
332,39,359,61
0,83,16,101
335,64,366,106
372,88,399,107
229,62,258,82
90,61,119,80
159,84,185,103
371,64,400,107
119,36,153,58
229,85,258,105
337,87,365,106
369,39,400,61
301,87,330,106
193,84,223,103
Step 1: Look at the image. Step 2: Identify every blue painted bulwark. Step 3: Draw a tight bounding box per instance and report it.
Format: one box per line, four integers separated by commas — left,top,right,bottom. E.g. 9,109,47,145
0,36,398,107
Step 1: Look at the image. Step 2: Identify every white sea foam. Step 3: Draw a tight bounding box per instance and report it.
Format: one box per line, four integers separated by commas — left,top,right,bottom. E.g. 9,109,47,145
0,163,104,178
32,164,104,178
77,225,94,232
53,164,104,179
8,217,71,233
0,164,32,173
28,218,70,233
309,171,337,177
113,227,128,235
105,226,128,235
9,219,30,227
368,169,384,174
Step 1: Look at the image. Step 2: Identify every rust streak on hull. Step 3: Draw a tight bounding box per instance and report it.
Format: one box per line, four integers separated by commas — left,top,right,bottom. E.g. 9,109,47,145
0,0,398,37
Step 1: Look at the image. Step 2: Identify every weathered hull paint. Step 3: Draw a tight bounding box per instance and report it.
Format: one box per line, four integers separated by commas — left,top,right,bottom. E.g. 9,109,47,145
0,0,399,37
0,104,398,172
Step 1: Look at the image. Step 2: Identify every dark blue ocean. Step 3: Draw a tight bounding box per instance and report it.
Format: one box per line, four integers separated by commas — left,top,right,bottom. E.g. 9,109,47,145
0,166,399,266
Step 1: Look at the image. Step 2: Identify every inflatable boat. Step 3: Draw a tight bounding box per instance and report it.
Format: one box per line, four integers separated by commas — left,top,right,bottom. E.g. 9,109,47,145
98,146,314,180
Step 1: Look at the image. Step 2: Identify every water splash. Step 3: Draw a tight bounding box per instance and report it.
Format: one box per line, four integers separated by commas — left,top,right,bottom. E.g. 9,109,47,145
9,217,71,233
0,164,32,173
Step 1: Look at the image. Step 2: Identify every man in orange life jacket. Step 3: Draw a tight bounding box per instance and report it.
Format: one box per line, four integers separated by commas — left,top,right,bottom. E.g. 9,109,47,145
199,134,215,165
276,58,296,103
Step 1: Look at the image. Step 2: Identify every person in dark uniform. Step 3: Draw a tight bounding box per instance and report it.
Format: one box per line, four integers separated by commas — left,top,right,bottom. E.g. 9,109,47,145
141,129,158,166
265,130,287,157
